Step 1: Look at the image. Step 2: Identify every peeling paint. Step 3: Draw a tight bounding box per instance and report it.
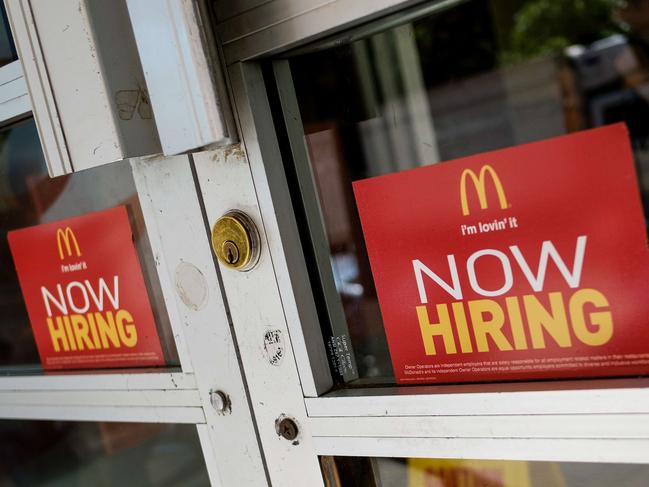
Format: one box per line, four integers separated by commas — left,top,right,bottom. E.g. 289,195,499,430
174,261,208,311
222,143,246,161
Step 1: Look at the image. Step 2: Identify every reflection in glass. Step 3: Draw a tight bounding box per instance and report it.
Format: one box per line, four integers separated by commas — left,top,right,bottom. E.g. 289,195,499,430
321,456,649,487
0,118,179,373
0,420,209,486
0,4,17,68
286,0,649,382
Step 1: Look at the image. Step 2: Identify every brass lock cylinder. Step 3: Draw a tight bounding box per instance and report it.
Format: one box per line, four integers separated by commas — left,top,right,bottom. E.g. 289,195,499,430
211,210,260,271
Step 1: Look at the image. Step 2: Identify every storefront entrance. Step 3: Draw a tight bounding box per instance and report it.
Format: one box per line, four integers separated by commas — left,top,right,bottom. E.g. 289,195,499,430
2,0,649,485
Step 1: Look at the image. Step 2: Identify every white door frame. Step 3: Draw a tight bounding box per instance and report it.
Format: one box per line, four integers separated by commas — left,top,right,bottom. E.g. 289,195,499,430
4,1,649,485
202,3,649,480
0,60,269,483
0,150,270,486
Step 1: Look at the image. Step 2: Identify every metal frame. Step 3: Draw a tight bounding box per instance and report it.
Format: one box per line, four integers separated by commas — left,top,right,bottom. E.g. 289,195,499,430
216,0,649,476
225,61,334,399
215,0,426,63
0,5,252,487
0,371,195,390
0,5,269,484
5,0,163,176
131,154,268,485
306,378,649,416
126,0,237,154
2,0,649,484
0,152,269,485
193,124,324,484
305,379,649,462
1,2,71,175
0,134,268,484
0,60,29,122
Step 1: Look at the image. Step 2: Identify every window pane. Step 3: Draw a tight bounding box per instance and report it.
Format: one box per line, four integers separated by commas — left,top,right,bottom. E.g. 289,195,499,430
0,420,209,486
0,118,179,373
0,4,17,68
284,0,649,383
320,456,649,487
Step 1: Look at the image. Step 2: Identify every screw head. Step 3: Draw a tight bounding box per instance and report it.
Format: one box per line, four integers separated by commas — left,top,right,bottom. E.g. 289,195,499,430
277,417,299,441
209,390,230,414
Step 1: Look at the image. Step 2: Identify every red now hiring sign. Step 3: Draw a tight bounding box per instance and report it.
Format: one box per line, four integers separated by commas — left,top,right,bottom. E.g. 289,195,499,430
353,124,649,384
8,206,164,370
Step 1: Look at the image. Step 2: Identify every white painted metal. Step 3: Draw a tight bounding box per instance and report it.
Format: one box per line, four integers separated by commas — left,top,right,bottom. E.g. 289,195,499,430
4,0,71,175
196,424,225,487
217,5,649,471
309,414,649,439
0,59,21,85
0,152,268,485
0,404,205,423
0,153,269,485
3,0,648,479
0,372,196,391
313,437,649,464
0,390,201,407
0,60,29,122
131,161,193,374
227,62,333,397
310,411,649,462
0,5,262,485
193,144,324,484
217,0,421,63
4,0,161,176
32,0,160,169
305,379,649,417
127,0,234,155
131,154,269,486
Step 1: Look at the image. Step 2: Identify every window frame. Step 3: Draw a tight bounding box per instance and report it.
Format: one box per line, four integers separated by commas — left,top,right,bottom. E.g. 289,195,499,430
0,34,268,487
211,0,649,477
2,0,646,484
0,59,29,124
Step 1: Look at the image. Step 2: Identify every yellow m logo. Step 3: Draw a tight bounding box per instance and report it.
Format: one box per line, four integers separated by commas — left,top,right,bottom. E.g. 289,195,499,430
56,227,81,260
460,165,509,216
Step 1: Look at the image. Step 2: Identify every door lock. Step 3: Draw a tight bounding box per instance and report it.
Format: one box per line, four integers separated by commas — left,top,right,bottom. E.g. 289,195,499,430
211,210,260,271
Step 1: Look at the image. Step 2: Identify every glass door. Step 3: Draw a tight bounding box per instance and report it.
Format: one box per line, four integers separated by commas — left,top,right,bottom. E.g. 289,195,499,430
205,0,649,484
0,3,268,483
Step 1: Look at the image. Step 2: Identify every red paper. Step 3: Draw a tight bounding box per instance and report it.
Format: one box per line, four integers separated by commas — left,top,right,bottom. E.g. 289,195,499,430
353,124,649,384
8,206,164,370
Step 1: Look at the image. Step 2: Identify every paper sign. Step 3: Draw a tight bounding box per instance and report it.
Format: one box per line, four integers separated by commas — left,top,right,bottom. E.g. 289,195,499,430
354,124,649,384
8,206,165,370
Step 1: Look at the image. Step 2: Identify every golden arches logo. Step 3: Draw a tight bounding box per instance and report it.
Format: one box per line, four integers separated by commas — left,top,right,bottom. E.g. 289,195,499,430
56,227,81,260
460,165,509,216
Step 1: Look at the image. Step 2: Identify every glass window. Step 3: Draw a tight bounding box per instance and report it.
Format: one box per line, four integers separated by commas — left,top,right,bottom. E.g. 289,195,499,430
0,4,17,68
0,420,209,486
0,118,179,373
278,0,649,383
320,456,649,486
